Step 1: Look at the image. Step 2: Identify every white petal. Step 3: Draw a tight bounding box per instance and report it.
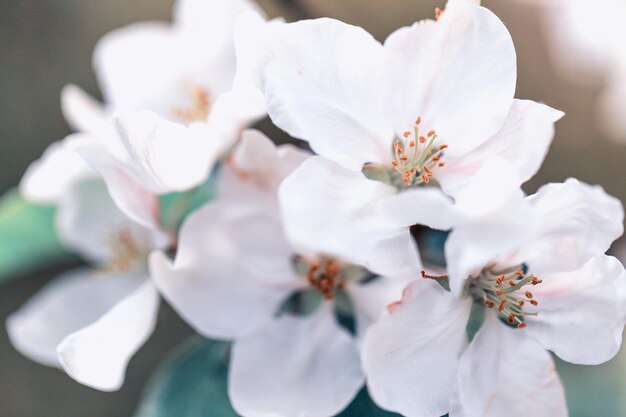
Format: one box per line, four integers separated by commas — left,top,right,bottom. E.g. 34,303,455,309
443,158,535,294
438,99,564,196
279,156,421,277
229,305,364,417
383,0,516,158
456,313,567,417
378,187,459,231
174,0,265,39
150,202,303,340
61,84,109,133
258,18,392,170
525,255,626,365
346,275,411,342
19,135,94,205
113,111,227,193
522,179,624,274
69,136,162,231
56,178,166,265
6,268,145,368
362,279,470,417
218,129,310,212
57,278,159,391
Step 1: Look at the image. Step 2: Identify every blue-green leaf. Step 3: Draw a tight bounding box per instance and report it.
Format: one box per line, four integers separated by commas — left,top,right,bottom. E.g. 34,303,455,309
134,337,238,417
0,189,69,281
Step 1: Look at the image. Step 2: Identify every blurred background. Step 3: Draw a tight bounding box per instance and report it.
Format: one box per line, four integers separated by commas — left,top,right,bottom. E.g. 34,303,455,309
1,0,625,416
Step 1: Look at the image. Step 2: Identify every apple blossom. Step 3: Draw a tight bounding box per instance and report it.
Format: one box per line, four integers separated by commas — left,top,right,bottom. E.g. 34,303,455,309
362,176,626,417
240,0,563,277
150,131,409,417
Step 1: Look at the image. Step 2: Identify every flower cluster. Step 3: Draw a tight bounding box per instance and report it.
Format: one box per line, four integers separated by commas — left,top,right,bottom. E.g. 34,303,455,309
7,0,626,416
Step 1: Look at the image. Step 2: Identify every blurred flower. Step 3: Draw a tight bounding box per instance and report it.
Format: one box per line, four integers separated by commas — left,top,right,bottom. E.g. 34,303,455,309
8,174,169,391
362,177,626,417
242,0,561,277
150,131,408,417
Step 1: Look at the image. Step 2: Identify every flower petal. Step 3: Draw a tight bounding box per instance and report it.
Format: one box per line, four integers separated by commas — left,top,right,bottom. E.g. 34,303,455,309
525,255,626,365
362,279,470,417
279,156,421,277
150,201,302,340
229,305,364,417
6,268,144,368
378,187,459,231
57,278,159,391
258,18,392,170
383,0,516,158
456,313,567,417
522,179,624,274
61,84,109,133
438,99,564,196
19,135,94,205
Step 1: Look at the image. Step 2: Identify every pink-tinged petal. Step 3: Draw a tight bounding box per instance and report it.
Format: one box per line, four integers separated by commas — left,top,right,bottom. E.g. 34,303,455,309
456,313,567,417
362,280,470,417
438,99,564,197
229,305,363,417
69,136,161,231
522,179,624,274
443,158,534,295
258,18,392,170
6,268,144,368
218,129,310,213
19,135,94,205
279,156,421,278
150,202,303,340
525,255,626,365
383,0,516,158
56,178,167,265
57,278,159,391
61,84,109,133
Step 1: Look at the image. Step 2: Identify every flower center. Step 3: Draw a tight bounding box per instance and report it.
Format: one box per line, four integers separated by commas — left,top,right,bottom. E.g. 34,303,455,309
467,264,543,329
392,117,448,187
305,257,345,300
362,116,448,189
106,228,144,272
171,85,212,123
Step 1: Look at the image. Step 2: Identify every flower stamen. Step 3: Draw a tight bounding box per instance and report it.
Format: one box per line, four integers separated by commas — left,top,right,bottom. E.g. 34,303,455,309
171,85,212,123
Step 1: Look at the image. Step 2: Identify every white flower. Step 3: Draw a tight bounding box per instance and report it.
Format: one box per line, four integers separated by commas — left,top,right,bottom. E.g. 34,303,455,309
8,175,169,391
150,131,409,417
59,0,272,227
241,0,562,277
520,0,626,141
362,177,626,417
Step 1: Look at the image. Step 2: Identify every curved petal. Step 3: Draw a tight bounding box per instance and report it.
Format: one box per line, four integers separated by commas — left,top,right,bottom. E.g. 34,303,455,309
68,135,161,231
521,179,624,274
438,99,564,196
150,202,303,340
456,313,567,417
61,84,109,133
56,178,166,265
113,111,228,193
362,279,470,417
19,135,94,205
525,255,626,365
279,156,421,277
6,268,145,368
218,129,310,212
57,278,159,391
383,0,516,158
378,187,458,231
443,158,535,294
258,18,392,170
229,305,364,417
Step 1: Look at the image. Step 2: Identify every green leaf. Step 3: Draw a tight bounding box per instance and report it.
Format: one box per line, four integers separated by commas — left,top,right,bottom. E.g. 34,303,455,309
134,337,238,417
465,301,486,343
338,389,402,417
0,189,69,281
